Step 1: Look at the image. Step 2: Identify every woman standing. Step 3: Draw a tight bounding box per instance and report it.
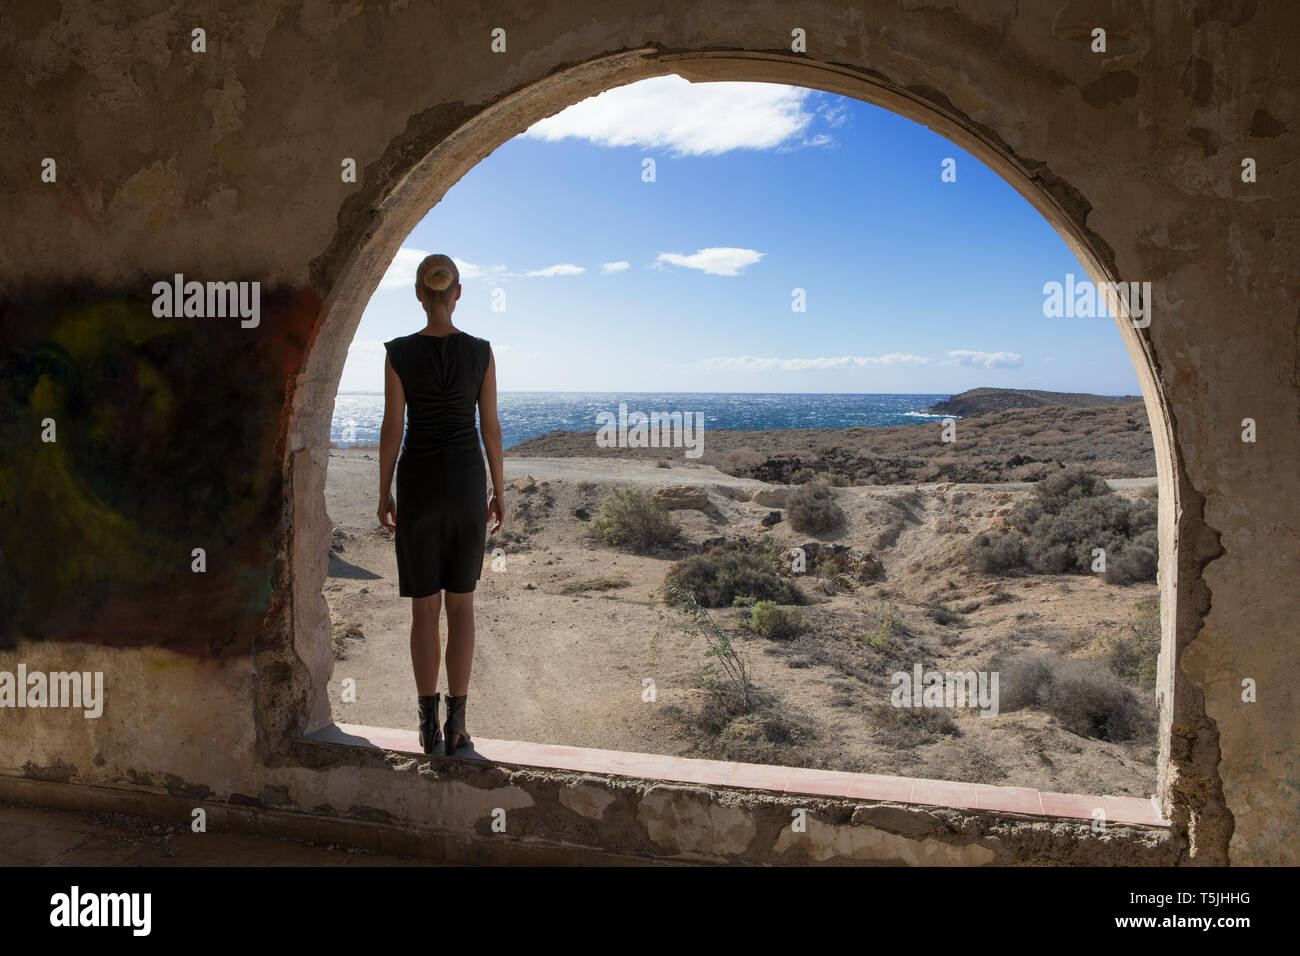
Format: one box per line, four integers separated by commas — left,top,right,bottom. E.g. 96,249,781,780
377,254,505,754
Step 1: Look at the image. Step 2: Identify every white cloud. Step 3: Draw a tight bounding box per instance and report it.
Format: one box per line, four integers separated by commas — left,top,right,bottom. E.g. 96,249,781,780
698,353,932,372
601,261,630,274
377,247,505,290
458,260,508,281
526,263,585,277
655,247,765,276
944,350,1024,369
817,100,850,129
522,75,826,157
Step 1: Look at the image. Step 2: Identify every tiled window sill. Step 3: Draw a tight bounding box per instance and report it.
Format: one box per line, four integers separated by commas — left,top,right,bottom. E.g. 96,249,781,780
305,722,1167,828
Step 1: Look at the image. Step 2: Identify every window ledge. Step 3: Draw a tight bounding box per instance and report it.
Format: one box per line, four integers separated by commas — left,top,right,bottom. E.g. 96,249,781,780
304,722,1168,828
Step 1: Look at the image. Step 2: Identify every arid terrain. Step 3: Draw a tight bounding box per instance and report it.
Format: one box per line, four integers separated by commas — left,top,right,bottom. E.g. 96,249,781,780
508,400,1155,484
323,403,1161,799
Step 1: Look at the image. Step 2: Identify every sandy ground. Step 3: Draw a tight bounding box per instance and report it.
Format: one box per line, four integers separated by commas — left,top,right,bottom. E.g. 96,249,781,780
323,447,1159,797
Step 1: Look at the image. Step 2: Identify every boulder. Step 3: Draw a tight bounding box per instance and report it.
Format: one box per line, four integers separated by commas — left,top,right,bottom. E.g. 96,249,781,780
654,484,708,510
512,475,536,493
750,486,790,508
781,541,885,583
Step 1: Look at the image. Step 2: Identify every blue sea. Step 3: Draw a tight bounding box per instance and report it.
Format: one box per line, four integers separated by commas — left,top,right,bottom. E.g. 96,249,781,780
332,392,951,451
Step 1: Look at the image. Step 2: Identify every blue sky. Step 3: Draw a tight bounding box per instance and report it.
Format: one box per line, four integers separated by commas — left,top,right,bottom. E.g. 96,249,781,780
340,76,1140,397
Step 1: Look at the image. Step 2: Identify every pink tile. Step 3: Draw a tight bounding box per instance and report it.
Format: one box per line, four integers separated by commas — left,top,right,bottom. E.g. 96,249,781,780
973,784,1044,815
474,739,525,763
601,752,677,778
660,758,738,786
1103,795,1167,827
511,743,609,773
784,768,855,798
1039,790,1108,821
368,728,421,752
911,778,979,810
722,763,792,792
846,773,915,803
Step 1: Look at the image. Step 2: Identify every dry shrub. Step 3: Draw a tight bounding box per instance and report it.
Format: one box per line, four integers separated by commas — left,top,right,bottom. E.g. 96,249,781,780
787,480,845,534
665,540,804,609
996,651,1148,741
589,488,679,553
741,601,805,640
1095,599,1161,686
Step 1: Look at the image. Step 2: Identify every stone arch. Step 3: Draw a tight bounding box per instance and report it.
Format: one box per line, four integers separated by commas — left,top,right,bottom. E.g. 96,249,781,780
285,49,1185,815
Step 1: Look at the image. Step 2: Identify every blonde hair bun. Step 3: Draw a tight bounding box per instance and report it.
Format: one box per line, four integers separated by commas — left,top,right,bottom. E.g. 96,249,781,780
424,269,455,291
415,254,460,296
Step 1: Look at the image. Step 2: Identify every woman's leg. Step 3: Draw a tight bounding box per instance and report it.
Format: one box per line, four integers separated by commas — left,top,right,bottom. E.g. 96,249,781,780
442,590,475,696
410,593,443,695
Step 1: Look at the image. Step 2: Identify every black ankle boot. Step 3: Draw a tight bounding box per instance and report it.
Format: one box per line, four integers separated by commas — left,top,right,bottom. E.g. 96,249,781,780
444,693,471,754
418,693,442,754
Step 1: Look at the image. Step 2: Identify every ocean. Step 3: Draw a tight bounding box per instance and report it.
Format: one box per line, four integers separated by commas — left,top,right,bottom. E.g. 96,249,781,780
332,392,952,451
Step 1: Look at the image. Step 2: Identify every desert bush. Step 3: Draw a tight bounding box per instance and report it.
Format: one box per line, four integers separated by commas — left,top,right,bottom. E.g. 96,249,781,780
926,604,963,626
1021,494,1137,573
665,540,804,608
1096,599,1161,685
1031,465,1113,508
861,601,908,651
589,488,679,553
966,467,1157,582
996,651,1147,741
967,532,1022,572
739,600,805,640
787,480,844,534
1106,544,1157,584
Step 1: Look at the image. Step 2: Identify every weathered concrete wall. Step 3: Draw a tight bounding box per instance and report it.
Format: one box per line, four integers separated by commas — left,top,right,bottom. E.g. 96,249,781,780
1,1,1296,864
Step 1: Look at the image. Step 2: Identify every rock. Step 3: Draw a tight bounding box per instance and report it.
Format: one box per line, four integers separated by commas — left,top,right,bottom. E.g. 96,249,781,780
573,507,590,520
750,486,790,508
782,541,885,582
760,510,782,527
512,475,536,493
654,484,708,510
330,527,346,552
523,581,537,590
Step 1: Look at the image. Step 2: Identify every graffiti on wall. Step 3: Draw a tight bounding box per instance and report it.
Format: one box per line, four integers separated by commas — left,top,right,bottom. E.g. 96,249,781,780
0,282,321,656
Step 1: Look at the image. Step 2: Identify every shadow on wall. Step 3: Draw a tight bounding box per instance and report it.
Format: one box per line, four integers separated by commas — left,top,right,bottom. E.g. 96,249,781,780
0,283,321,655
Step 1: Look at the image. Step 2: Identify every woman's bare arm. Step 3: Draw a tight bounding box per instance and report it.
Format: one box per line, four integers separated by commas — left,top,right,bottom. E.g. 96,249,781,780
478,349,505,532
377,354,404,531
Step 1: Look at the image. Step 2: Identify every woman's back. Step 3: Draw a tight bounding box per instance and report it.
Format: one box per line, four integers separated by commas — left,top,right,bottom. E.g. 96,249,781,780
383,331,491,458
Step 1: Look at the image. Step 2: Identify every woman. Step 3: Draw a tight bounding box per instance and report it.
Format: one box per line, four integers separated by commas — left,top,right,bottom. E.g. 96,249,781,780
377,253,505,755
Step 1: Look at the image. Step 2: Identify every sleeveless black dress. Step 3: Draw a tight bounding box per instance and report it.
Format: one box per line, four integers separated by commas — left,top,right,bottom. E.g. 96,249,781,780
383,331,492,597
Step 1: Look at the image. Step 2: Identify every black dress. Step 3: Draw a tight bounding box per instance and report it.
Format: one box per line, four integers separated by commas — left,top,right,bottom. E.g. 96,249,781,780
383,331,492,597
